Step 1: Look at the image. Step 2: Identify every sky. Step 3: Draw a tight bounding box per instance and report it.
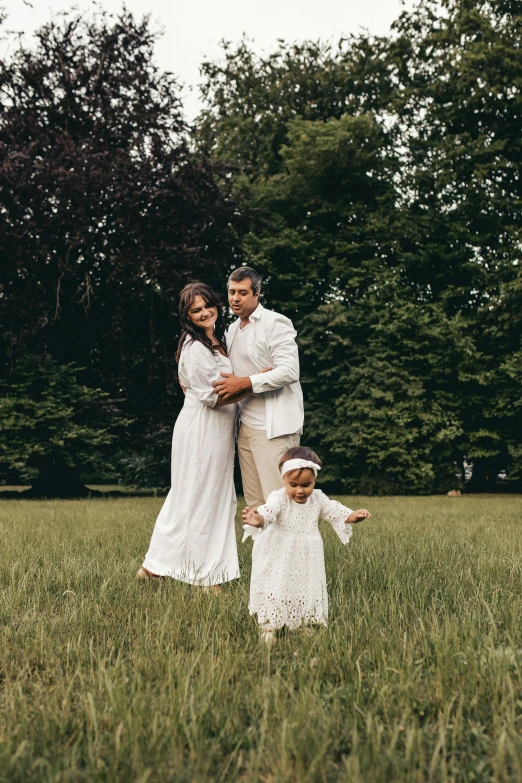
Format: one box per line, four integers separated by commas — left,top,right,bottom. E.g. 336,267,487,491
2,0,413,119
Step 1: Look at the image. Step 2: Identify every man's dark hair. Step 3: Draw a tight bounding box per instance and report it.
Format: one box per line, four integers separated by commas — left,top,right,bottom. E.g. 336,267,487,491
228,266,262,296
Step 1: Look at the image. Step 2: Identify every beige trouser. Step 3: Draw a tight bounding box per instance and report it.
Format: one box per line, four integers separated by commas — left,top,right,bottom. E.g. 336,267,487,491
238,423,300,509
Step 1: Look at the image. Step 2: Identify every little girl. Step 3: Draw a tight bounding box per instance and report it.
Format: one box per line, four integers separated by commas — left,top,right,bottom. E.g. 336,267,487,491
242,446,371,642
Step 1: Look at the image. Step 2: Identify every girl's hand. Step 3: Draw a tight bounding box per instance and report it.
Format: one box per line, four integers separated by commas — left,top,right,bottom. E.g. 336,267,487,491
242,507,265,528
346,509,371,524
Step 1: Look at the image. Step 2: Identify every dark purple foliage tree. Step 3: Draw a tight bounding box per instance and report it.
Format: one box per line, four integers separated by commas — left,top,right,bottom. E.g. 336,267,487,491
0,9,247,495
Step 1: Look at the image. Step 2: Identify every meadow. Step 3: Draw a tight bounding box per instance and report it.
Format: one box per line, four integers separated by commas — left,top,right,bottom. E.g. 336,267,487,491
0,495,521,782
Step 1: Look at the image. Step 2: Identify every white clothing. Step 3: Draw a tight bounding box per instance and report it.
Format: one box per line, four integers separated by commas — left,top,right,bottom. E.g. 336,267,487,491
229,323,266,430
226,304,304,439
143,340,239,585
281,458,321,477
243,488,353,629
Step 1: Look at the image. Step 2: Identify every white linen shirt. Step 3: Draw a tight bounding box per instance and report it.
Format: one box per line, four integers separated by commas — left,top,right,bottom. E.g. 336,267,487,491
226,303,304,439
229,324,267,429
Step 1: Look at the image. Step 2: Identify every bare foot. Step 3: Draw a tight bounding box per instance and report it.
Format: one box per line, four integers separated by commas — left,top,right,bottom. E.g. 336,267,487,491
203,585,222,595
136,567,164,581
191,584,222,595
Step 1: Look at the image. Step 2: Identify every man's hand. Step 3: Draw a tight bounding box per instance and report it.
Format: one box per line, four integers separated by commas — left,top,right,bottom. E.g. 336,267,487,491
346,509,372,524
213,373,252,399
213,367,271,399
242,507,265,528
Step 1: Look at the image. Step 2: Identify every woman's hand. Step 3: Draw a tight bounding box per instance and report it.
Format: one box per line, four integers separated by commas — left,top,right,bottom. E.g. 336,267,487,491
346,509,371,524
242,507,265,528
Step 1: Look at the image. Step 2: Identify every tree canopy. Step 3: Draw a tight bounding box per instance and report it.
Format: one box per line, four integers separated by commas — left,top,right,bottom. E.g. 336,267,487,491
1,0,521,494
0,9,247,494
197,0,522,493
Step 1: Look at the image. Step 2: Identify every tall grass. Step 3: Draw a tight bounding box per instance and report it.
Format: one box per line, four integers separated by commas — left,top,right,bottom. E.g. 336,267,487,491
0,495,521,782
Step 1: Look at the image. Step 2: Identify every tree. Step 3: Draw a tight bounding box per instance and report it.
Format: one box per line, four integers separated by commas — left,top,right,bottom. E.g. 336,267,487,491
0,9,248,493
382,0,522,489
230,115,470,493
198,36,393,177
198,1,522,492
0,356,129,497
299,291,478,494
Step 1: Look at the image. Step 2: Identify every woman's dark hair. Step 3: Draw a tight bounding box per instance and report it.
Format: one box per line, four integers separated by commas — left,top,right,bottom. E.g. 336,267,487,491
228,265,262,296
279,446,323,480
175,282,227,363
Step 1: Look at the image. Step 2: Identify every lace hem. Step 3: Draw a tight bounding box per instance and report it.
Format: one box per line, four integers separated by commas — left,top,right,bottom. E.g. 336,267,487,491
250,605,328,631
249,592,328,630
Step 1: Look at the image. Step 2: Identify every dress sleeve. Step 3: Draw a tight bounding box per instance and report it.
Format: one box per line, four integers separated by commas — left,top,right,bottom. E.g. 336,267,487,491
242,491,282,543
317,491,353,545
183,341,219,408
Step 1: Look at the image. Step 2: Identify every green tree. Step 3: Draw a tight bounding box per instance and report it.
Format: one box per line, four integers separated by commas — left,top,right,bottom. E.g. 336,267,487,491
0,356,129,497
233,116,470,492
198,0,522,492
383,0,522,489
198,36,392,177
299,292,476,494
234,113,398,323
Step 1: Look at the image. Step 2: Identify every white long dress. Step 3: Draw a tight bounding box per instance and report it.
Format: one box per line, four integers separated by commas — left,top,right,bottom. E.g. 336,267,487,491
142,339,239,585
243,488,353,629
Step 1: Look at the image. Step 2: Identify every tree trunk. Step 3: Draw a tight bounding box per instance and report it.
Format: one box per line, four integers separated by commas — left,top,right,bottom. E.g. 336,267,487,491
23,456,101,498
466,459,498,494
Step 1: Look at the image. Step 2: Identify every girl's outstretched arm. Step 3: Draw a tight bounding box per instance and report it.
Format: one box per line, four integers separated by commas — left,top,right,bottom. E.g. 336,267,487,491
346,509,372,524
242,490,282,543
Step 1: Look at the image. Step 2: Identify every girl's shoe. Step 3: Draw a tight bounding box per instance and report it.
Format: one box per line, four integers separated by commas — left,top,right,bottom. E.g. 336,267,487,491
260,626,275,645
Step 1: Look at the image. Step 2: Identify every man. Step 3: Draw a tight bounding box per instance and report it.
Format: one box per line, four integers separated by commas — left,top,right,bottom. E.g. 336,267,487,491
213,266,304,510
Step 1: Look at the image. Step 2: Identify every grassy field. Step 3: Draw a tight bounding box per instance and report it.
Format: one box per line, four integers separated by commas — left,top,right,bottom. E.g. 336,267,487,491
0,495,521,782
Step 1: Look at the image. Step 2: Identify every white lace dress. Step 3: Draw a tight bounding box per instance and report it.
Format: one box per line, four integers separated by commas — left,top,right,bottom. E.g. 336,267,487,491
142,339,239,585
243,488,353,629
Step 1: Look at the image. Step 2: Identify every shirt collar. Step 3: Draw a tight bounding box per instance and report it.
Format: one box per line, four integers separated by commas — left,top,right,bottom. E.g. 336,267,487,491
249,303,264,320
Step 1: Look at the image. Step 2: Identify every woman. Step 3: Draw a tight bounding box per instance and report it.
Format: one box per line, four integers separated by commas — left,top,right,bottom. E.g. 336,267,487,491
137,282,252,588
